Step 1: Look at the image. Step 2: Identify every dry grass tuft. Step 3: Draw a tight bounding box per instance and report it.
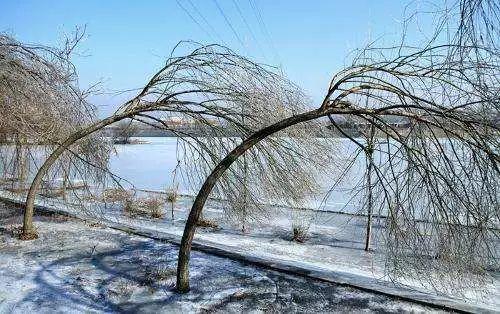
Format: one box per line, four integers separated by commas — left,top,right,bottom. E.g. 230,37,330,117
19,229,38,240
165,188,178,203
141,197,165,219
291,225,308,243
122,195,165,219
87,221,104,228
142,265,176,287
101,188,133,203
196,218,219,230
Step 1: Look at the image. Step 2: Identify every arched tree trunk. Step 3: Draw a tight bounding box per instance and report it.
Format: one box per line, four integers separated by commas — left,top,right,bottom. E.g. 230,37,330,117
20,110,140,239
176,107,331,292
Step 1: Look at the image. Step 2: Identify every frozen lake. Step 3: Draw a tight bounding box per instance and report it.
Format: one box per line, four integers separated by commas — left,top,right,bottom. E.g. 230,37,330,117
0,136,378,215
109,137,367,214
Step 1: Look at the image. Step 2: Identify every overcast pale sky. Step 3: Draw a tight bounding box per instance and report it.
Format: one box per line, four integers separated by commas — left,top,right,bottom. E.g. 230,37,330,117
1,0,420,117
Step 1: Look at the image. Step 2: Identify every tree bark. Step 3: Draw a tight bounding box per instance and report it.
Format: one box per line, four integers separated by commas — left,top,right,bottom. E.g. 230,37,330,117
364,125,375,251
364,156,373,251
176,107,330,292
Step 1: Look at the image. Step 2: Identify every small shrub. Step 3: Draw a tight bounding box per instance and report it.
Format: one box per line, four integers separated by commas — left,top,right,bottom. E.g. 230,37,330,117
142,265,176,287
292,225,308,243
165,187,178,222
122,197,143,217
196,218,219,229
39,188,65,198
45,212,70,222
0,176,18,184
122,195,165,219
141,197,165,219
165,188,178,203
6,186,28,194
101,188,133,203
81,193,101,203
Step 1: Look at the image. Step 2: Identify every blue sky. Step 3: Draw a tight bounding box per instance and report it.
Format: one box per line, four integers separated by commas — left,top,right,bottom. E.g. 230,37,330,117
1,0,415,117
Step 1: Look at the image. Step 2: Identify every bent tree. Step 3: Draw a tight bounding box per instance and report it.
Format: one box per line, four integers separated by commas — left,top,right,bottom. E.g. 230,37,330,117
176,0,500,292
0,31,111,240
21,42,334,239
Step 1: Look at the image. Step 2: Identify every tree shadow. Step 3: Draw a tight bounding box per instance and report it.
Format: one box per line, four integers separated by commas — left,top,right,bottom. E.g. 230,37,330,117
0,203,432,313
0,205,72,238
14,235,415,313
18,239,182,312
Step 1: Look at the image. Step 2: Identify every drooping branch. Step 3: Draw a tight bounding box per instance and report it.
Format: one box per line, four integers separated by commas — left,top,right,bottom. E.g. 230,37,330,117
176,0,499,293
20,42,335,240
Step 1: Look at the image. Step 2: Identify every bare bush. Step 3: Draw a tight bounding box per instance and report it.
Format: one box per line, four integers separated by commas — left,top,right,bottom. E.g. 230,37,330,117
39,188,66,199
101,188,134,204
165,188,178,203
141,197,165,219
122,196,140,217
196,218,219,230
122,194,165,219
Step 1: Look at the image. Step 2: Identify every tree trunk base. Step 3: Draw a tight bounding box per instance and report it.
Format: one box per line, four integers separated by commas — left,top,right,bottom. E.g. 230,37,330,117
176,282,190,293
19,231,38,240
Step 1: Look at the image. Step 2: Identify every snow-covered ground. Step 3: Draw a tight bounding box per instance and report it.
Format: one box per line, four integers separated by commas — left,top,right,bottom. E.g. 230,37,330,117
1,189,498,312
0,202,442,313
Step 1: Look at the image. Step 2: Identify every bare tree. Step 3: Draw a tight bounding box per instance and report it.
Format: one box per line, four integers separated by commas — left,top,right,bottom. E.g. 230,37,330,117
14,0,499,297
362,124,376,251
0,30,112,239
175,0,499,293
21,42,337,241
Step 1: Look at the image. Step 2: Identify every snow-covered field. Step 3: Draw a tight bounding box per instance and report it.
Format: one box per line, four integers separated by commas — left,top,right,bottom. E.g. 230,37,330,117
0,202,440,313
